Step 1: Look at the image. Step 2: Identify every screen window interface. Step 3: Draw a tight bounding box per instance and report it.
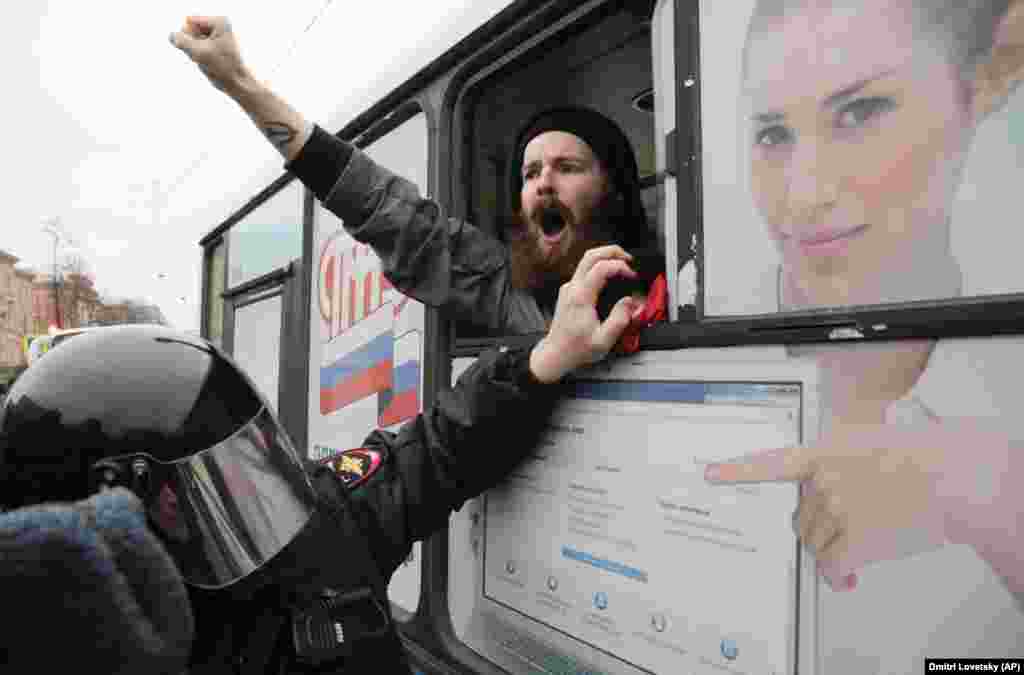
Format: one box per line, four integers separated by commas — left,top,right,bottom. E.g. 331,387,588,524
482,380,804,674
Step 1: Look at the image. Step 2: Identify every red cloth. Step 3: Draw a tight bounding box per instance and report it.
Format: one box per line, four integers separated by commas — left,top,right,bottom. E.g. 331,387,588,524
616,272,667,354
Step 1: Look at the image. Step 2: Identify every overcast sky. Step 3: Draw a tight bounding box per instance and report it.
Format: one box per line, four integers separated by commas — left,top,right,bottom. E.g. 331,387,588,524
6,0,509,331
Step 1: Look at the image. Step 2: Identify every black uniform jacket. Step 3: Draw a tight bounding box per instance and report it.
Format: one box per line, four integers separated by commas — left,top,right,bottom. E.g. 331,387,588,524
187,345,560,673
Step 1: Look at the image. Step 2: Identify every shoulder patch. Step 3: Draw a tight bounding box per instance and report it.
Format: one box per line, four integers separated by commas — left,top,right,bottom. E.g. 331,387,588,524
319,448,384,489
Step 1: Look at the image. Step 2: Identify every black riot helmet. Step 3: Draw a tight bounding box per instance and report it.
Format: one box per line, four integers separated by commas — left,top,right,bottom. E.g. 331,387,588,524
0,324,318,589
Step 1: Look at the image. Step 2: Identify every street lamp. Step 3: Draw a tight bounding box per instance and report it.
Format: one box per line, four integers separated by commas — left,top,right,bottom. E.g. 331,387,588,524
40,217,63,330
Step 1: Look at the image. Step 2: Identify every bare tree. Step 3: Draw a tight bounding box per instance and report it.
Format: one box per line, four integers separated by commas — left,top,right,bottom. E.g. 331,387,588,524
57,251,99,329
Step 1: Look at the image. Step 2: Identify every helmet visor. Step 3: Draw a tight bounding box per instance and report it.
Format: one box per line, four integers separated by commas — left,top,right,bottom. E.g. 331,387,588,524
114,407,318,588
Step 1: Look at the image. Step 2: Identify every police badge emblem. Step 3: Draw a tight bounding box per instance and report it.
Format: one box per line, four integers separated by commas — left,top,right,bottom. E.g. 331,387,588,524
320,448,384,488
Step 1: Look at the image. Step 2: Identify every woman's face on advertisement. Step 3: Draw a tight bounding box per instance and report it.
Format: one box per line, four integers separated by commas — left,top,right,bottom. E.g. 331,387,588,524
744,1,974,307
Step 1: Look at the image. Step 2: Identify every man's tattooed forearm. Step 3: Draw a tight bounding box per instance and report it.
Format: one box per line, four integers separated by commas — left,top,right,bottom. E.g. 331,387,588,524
263,123,297,154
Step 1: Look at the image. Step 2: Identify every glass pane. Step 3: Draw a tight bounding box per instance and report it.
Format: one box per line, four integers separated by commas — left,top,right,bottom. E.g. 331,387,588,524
206,242,226,347
227,180,303,289
233,294,282,412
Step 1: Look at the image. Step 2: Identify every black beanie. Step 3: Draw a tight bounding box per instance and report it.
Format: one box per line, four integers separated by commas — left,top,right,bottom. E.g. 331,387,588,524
508,105,651,252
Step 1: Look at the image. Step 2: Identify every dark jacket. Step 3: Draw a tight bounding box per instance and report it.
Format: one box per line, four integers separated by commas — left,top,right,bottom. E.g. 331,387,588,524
187,344,560,673
287,125,662,336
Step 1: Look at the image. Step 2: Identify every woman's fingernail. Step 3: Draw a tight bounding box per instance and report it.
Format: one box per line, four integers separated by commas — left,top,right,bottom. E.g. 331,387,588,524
704,464,721,482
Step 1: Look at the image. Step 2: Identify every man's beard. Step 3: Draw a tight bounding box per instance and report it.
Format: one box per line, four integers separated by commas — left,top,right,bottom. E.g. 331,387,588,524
507,192,623,291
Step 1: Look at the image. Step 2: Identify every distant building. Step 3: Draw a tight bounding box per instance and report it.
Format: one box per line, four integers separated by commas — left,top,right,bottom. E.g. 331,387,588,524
92,299,168,327
0,250,36,376
62,272,101,327
31,277,57,332
31,270,101,333
2,246,169,382
92,301,130,325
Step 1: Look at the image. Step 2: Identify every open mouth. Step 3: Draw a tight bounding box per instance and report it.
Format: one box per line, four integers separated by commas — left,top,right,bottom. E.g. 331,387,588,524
539,208,568,238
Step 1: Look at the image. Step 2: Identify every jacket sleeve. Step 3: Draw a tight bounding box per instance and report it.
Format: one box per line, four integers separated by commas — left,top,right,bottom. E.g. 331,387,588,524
313,345,561,576
287,125,516,334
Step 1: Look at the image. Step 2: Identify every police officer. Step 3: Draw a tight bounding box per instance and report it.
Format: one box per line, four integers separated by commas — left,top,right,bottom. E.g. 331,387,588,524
0,246,644,673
